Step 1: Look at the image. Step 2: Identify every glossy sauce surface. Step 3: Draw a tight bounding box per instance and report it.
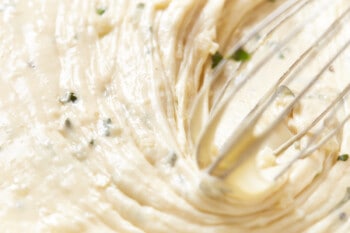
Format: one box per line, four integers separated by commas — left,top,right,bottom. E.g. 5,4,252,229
1,0,350,232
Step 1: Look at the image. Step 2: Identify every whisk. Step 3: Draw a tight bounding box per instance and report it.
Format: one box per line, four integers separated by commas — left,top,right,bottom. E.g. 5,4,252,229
193,0,350,194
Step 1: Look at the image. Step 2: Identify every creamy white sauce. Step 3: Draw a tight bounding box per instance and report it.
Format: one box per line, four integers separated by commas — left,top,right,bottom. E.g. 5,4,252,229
1,0,350,232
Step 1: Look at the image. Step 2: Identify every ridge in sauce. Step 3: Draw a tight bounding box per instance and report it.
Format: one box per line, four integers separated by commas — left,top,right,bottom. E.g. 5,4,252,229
1,0,350,232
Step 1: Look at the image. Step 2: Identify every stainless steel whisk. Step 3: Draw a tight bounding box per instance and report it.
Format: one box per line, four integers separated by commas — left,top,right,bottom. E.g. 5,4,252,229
193,0,350,183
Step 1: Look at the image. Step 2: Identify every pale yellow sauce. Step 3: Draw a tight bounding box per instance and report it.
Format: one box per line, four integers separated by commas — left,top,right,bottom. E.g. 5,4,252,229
1,0,350,232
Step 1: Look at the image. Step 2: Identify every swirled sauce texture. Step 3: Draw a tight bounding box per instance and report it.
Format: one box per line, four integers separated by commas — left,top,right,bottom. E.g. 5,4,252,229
1,0,350,232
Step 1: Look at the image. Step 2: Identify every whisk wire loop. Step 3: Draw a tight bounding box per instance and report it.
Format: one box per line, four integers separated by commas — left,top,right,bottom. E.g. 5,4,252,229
195,0,350,181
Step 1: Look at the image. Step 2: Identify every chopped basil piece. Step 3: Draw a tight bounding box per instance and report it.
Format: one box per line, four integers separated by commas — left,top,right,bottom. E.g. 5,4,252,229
230,48,251,62
59,92,78,104
96,8,106,15
338,154,349,161
68,92,78,102
211,51,223,69
105,118,112,124
89,139,95,146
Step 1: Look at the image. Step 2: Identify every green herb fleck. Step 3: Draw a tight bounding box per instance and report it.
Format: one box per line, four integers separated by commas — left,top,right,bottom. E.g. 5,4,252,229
338,154,349,161
279,52,285,59
169,153,178,167
96,7,106,15
64,118,72,128
68,92,77,102
59,92,78,104
230,48,251,62
89,139,95,146
137,2,145,9
211,51,223,69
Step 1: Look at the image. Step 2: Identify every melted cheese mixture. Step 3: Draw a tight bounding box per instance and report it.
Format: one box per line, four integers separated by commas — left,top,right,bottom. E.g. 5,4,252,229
1,0,350,232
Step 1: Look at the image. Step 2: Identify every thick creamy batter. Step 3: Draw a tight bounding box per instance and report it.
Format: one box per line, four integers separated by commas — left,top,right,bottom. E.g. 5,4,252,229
1,0,350,232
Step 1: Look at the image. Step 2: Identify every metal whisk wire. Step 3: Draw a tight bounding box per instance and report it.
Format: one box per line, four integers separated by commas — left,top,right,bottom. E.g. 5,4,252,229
189,0,311,143
196,0,330,169
195,0,350,181
210,0,311,112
